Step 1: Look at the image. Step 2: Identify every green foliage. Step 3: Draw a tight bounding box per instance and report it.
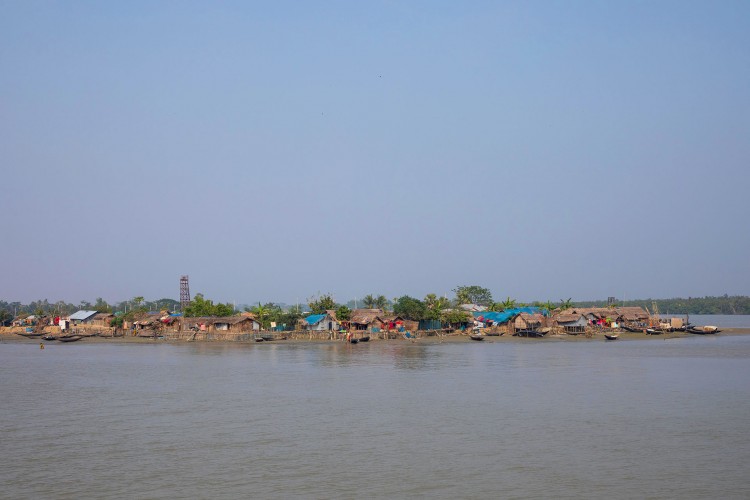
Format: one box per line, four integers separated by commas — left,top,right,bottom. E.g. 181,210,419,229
375,295,389,310
94,297,112,313
262,303,284,325
559,298,574,310
424,294,449,320
442,308,471,325
574,295,750,315
362,294,376,308
110,316,124,328
453,285,493,307
246,302,271,328
393,296,427,321
184,293,235,317
250,303,303,331
308,294,337,314
280,306,304,331
336,305,351,321
361,294,389,311
538,301,556,313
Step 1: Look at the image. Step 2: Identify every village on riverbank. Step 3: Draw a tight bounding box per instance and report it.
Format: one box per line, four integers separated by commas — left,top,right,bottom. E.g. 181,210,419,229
4,283,746,344
2,298,729,344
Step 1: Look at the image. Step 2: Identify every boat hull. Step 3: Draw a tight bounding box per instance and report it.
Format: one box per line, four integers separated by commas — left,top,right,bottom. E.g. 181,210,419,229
58,335,83,342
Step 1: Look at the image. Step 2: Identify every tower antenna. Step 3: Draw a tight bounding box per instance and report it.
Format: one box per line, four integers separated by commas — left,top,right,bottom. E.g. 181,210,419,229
180,276,191,312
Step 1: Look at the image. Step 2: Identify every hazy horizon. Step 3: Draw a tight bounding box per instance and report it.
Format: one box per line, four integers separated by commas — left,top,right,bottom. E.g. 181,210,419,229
2,1,748,305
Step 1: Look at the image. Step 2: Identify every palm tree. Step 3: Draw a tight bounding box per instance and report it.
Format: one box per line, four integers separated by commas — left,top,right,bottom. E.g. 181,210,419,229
250,302,268,330
502,297,517,310
424,294,449,311
375,295,389,311
540,301,556,314
559,298,573,311
362,294,376,309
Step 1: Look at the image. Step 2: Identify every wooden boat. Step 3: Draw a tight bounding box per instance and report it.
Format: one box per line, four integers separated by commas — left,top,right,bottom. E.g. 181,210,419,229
42,334,58,341
58,335,83,342
18,331,44,338
646,328,663,335
359,336,370,342
349,338,359,344
514,329,546,338
470,334,485,341
688,326,720,335
604,334,619,341
253,334,264,342
261,334,275,342
621,325,644,333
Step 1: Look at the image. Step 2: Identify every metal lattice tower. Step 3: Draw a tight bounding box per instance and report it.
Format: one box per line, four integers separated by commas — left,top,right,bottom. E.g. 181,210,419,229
180,275,191,311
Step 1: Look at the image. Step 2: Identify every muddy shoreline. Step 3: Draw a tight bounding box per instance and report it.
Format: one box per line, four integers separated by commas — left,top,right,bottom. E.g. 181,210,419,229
2,327,749,346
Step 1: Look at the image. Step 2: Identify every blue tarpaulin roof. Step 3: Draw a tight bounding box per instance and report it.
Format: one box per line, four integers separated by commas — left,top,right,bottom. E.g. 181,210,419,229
305,314,326,325
473,307,545,324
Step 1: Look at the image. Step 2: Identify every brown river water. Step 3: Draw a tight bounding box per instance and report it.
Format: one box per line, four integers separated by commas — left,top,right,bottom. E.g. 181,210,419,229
2,334,749,499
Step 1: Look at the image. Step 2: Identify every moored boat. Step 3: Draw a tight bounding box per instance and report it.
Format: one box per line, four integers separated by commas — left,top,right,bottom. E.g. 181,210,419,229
605,334,619,341
58,335,83,342
470,334,484,341
18,331,44,338
688,326,720,335
359,336,370,342
514,329,546,338
621,325,645,333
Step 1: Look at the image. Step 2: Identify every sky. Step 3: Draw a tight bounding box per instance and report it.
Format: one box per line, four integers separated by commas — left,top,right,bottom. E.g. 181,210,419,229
1,0,749,305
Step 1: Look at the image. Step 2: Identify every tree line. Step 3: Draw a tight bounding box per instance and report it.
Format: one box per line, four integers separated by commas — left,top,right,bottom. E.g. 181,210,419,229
2,291,749,327
575,295,750,315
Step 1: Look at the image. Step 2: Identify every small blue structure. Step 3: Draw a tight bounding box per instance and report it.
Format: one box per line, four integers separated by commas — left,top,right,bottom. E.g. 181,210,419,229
303,313,340,331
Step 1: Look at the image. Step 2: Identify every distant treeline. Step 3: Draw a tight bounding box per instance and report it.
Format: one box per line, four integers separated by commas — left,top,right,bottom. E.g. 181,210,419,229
0,297,181,323
2,294,749,325
575,295,750,315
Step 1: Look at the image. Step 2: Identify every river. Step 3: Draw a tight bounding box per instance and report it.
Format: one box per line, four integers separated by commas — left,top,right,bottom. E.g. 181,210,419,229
2,332,749,498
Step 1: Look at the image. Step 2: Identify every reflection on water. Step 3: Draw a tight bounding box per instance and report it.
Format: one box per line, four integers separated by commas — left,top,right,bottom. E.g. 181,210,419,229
1,336,750,499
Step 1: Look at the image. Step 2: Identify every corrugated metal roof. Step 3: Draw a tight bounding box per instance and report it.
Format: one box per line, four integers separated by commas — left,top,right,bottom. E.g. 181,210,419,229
69,310,98,320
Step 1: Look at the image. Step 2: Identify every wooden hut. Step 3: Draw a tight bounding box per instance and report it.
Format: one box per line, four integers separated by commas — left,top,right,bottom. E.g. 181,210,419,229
553,311,587,334
514,312,546,330
212,316,260,332
91,313,114,327
350,309,386,331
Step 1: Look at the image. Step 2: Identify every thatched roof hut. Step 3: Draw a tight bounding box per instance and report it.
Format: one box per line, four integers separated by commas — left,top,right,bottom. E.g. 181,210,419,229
553,311,587,333
615,306,649,322
350,309,385,331
514,312,546,330
182,316,260,332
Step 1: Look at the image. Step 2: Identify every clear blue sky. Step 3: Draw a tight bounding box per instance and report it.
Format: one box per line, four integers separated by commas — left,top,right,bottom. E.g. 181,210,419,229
1,1,748,305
